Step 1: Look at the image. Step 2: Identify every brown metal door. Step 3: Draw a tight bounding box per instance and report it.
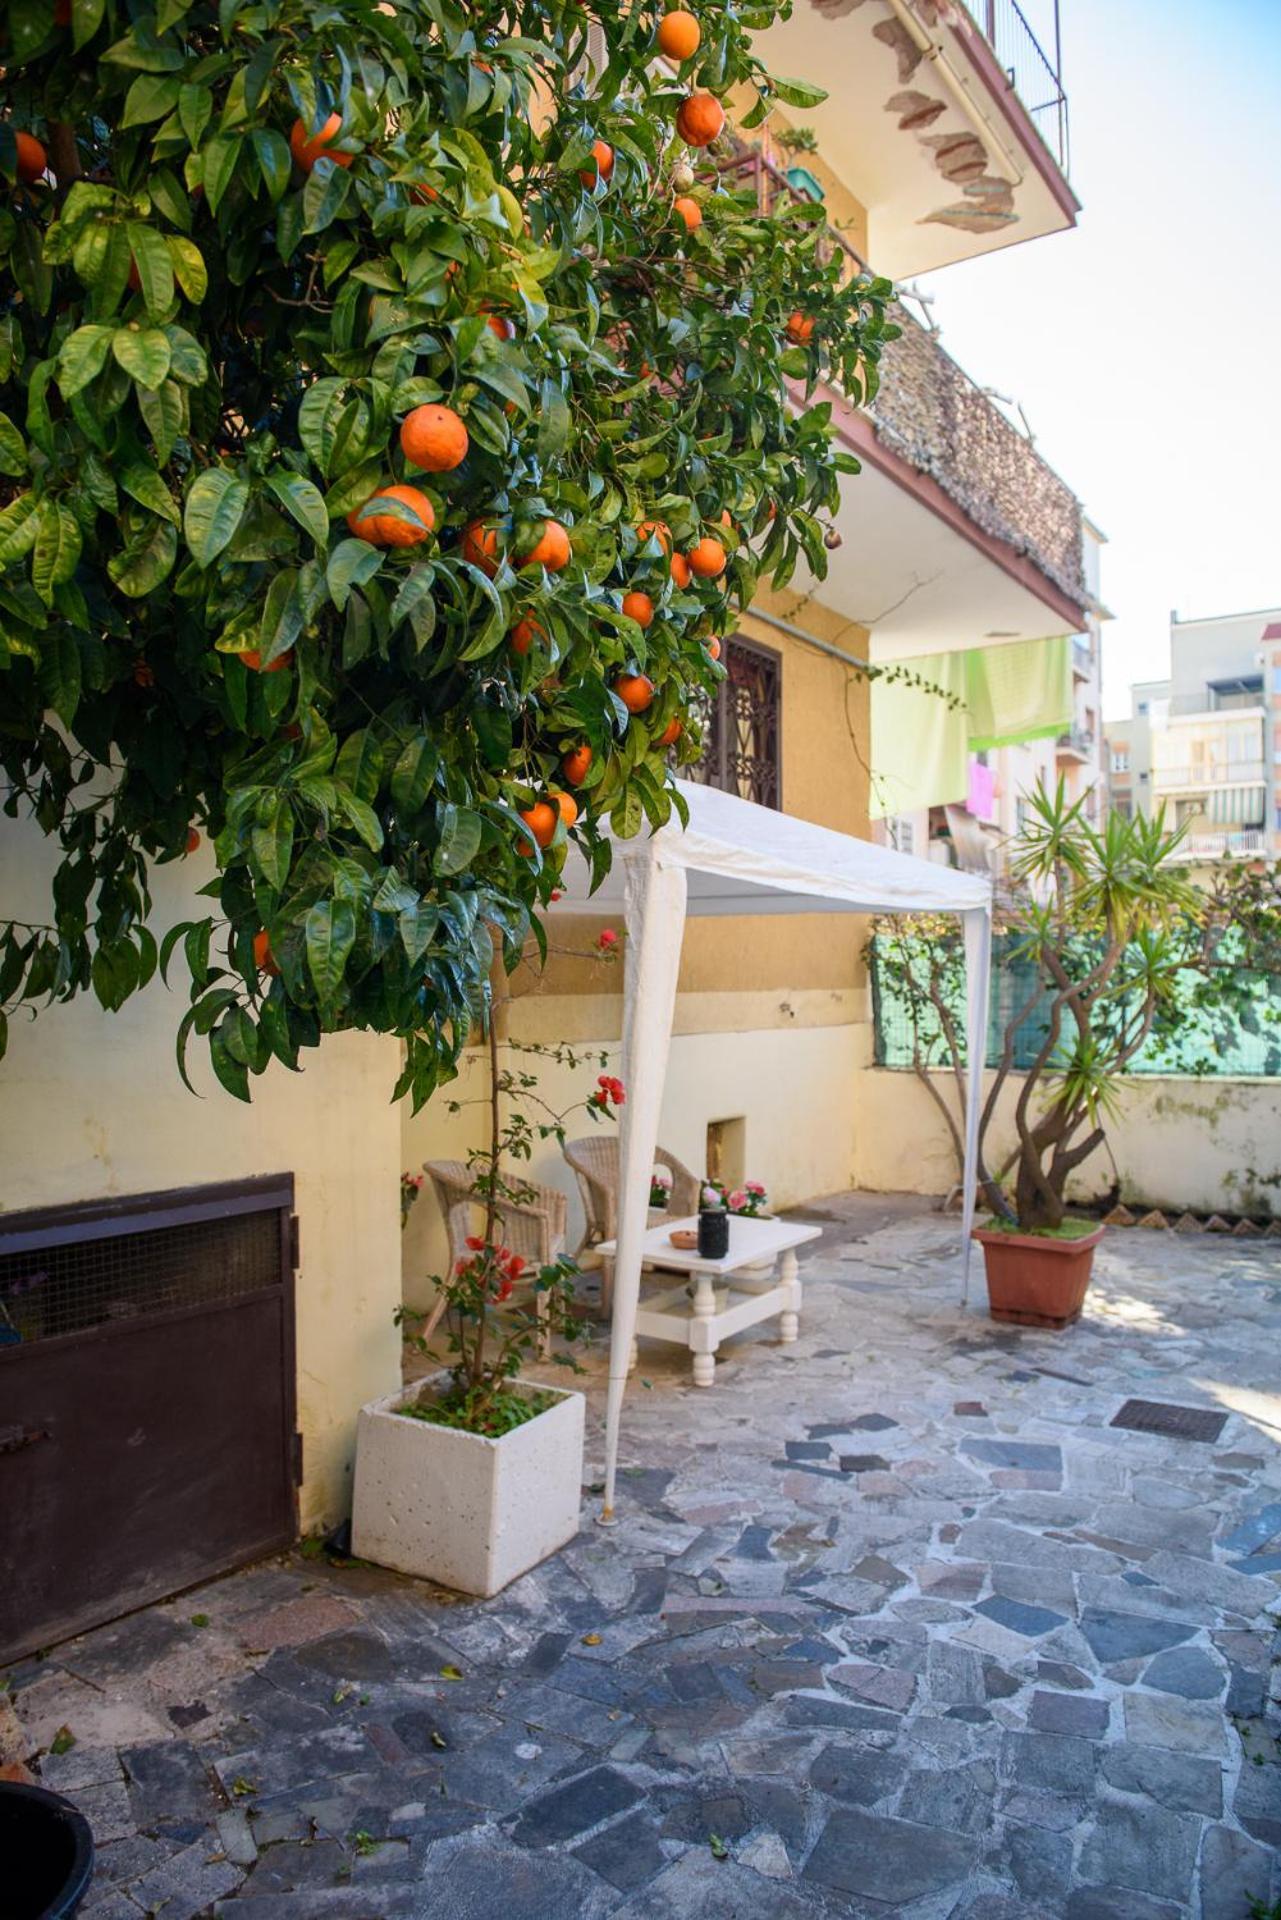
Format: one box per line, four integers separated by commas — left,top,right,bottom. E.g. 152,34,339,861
0,1177,298,1663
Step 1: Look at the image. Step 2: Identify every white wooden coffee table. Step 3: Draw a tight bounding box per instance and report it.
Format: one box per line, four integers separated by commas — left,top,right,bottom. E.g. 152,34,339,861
596,1214,822,1386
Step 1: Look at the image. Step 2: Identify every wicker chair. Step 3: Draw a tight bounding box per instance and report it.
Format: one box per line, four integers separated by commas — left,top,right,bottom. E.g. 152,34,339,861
563,1136,701,1315
421,1159,568,1357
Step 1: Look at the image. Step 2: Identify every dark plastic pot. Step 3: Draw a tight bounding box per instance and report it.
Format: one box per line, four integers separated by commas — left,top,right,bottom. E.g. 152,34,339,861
0,1781,95,1919
698,1208,729,1259
973,1223,1105,1329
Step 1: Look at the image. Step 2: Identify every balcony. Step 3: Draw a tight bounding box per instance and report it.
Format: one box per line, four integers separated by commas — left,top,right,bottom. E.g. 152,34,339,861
1168,829,1270,864
1166,688,1265,718
749,0,1078,279
727,155,1088,661
1056,727,1095,763
1154,762,1267,792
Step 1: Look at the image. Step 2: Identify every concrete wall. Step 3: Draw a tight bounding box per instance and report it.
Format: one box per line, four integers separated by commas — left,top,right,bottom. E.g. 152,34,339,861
852,1066,1281,1219
0,825,403,1530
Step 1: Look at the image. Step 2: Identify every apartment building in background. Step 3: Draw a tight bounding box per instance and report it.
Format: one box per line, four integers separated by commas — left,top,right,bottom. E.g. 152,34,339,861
1106,606,1281,863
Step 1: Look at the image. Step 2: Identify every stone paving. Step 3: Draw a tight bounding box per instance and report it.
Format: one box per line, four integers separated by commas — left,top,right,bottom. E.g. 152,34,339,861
5,1193,1281,1919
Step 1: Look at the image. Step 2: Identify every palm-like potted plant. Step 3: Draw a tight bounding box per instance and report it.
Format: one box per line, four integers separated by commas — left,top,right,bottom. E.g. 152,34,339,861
875,785,1215,1327
973,787,1201,1325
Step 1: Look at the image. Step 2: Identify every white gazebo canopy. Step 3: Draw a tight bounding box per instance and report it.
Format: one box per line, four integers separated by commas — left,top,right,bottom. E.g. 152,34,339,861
548,779,992,1520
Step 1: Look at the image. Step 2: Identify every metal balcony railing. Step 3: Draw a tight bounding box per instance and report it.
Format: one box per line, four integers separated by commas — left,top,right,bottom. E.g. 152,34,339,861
977,0,1070,175
1056,727,1094,758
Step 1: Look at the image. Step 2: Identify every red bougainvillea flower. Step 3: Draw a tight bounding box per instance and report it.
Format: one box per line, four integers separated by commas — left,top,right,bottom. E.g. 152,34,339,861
596,928,619,951
494,1275,514,1303
465,1235,486,1251
591,1073,626,1109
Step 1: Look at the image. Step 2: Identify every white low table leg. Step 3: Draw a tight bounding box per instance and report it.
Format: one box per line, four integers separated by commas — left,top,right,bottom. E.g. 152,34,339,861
779,1248,802,1343
690,1270,718,1386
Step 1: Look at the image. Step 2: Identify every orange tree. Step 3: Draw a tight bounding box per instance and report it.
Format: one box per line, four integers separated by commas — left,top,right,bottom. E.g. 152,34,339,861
0,0,896,1106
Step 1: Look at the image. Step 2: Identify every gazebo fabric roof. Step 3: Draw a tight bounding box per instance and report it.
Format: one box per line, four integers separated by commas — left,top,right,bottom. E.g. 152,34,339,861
547,778,992,918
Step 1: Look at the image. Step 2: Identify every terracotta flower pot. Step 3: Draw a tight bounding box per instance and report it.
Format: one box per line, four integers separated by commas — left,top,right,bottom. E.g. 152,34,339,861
972,1223,1105,1330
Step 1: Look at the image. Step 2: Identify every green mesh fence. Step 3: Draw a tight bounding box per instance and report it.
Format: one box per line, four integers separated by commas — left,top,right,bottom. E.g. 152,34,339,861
869,934,1281,1078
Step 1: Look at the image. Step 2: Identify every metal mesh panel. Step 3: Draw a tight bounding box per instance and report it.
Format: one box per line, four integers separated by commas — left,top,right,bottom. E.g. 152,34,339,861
689,634,781,810
1110,1399,1228,1444
0,1210,282,1347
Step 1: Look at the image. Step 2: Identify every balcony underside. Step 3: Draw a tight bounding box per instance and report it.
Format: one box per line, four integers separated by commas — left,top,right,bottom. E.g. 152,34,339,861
801,395,1087,664
750,0,1077,278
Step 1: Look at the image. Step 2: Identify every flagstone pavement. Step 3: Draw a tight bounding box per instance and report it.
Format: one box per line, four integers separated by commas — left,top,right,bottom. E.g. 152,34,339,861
5,1194,1281,1919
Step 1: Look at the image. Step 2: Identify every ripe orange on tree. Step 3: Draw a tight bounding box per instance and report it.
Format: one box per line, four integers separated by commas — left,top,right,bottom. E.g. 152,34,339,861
658,717,683,747
400,404,469,473
185,828,201,854
786,311,816,344
675,92,725,148
517,800,558,854
509,615,545,655
673,196,702,234
562,743,593,785
461,520,501,574
658,9,701,60
240,647,294,673
289,114,353,173
687,536,726,578
579,139,615,189
622,589,654,628
484,312,517,341
15,133,47,184
518,519,572,572
636,518,672,554
615,673,655,714
253,930,281,976
705,635,722,661
348,484,435,547
670,551,692,588
551,789,579,828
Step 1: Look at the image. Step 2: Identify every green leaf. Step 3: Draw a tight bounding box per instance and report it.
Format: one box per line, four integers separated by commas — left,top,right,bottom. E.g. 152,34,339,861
251,798,294,890
108,517,178,596
251,128,292,203
305,899,356,1007
38,628,82,727
389,733,438,816
258,567,305,665
264,471,329,547
391,565,436,649
122,72,181,127
202,135,240,215
339,790,384,852
435,804,482,876
58,324,117,397
537,379,570,461
0,412,25,477
335,726,385,803
297,378,347,474
399,902,440,963
166,235,207,304
120,461,180,525
72,0,106,50
162,326,208,386
302,159,352,235
327,537,383,611
0,494,40,565
137,380,186,464
178,82,213,148
184,469,249,566
32,505,83,605
769,74,829,109
112,326,172,389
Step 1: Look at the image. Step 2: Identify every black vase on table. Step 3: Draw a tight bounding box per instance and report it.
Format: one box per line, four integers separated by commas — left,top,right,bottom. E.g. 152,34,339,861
698,1208,729,1259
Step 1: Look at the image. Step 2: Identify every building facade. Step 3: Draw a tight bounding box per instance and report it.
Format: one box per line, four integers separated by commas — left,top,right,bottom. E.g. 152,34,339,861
1108,606,1281,863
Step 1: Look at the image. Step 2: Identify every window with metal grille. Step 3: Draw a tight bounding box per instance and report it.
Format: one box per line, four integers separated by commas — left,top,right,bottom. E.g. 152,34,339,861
689,634,781,810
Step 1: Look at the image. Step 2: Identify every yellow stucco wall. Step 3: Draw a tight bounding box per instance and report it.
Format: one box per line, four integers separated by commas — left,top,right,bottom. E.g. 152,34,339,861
851,1066,1281,1220
0,825,403,1530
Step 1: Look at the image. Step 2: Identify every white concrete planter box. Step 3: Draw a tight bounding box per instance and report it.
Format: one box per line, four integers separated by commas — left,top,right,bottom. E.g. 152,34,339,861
350,1376,585,1599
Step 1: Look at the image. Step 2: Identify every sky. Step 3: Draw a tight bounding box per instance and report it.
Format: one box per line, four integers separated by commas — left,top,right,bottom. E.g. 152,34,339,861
913,0,1281,718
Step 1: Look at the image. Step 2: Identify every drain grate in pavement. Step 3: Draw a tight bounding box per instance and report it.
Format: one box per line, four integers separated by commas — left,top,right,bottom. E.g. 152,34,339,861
1110,1398,1228,1443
